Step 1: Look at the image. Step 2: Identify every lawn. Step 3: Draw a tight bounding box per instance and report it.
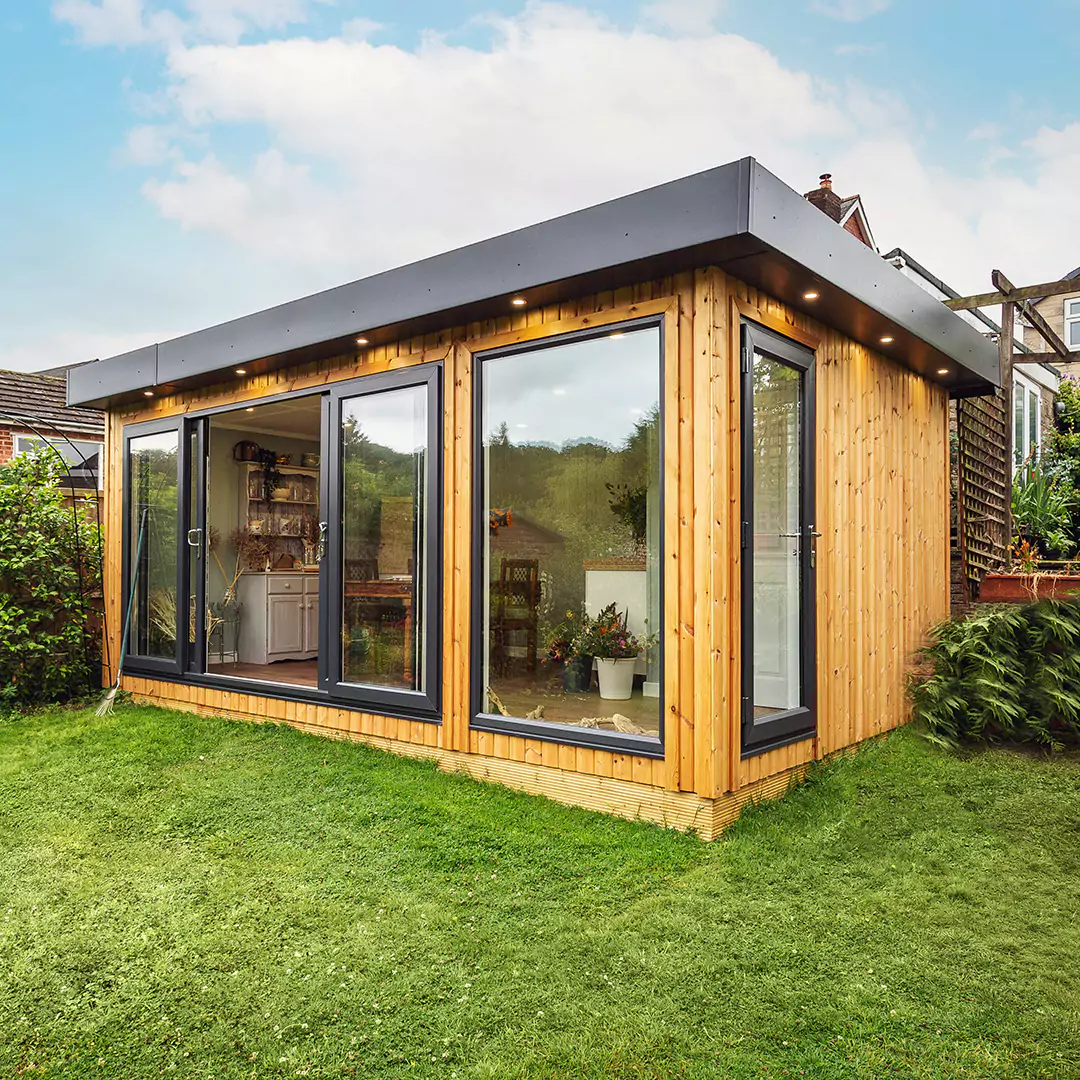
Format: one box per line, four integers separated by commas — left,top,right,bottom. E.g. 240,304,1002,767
1,706,1078,1079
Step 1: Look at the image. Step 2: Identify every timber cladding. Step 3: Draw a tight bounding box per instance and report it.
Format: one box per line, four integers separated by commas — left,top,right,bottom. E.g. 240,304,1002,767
104,267,949,835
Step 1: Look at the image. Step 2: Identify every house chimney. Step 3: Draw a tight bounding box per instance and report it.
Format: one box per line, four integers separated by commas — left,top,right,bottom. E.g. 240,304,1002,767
804,173,843,223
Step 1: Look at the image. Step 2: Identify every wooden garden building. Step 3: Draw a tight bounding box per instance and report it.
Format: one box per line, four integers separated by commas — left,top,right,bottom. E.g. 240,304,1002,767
69,158,999,838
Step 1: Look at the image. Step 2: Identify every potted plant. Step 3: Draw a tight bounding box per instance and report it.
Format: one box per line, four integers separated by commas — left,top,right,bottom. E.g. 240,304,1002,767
577,602,656,700
544,610,593,693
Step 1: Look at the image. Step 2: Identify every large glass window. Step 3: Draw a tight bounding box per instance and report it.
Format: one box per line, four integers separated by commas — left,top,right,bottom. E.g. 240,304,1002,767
477,325,662,741
16,435,102,487
340,385,429,692
127,430,180,661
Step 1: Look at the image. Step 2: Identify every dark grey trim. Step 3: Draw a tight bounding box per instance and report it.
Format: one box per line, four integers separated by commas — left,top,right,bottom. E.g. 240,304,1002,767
70,158,999,408
133,668,441,725
472,712,663,758
740,320,817,757
469,315,666,756
121,414,185,677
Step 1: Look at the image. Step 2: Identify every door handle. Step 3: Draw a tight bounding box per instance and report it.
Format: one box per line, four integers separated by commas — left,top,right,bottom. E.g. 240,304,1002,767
808,525,823,568
186,527,203,554
317,521,328,561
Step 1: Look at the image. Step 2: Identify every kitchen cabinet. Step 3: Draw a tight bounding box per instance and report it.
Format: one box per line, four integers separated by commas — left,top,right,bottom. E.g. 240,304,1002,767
236,572,319,664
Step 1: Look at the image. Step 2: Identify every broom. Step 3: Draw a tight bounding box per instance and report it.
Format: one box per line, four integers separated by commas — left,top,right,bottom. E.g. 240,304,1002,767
96,508,148,716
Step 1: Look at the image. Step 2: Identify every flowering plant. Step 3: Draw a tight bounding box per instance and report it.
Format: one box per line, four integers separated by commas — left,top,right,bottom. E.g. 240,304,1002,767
544,610,580,664
575,602,657,660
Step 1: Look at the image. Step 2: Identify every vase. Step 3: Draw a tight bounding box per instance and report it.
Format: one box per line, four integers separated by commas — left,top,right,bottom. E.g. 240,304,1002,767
596,657,636,700
562,654,594,693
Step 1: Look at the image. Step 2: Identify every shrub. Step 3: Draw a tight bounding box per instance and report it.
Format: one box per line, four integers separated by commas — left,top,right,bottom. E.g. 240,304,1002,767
1011,458,1076,557
910,600,1080,749
0,453,102,709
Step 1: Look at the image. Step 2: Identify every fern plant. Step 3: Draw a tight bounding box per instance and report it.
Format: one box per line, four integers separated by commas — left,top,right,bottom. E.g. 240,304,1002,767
911,600,1080,749
1012,460,1076,558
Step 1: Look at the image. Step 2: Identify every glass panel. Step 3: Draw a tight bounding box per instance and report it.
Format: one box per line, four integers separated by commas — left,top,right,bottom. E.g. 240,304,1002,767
481,328,662,738
128,430,179,660
204,396,322,687
1014,385,1025,467
752,353,801,718
341,385,428,691
1069,320,1080,349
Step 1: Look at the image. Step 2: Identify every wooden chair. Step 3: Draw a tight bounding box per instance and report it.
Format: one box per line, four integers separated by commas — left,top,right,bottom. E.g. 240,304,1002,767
492,558,540,674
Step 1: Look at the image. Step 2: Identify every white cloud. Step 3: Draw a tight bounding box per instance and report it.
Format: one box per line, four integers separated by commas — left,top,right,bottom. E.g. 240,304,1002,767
811,0,891,21
138,5,851,268
51,0,1080,327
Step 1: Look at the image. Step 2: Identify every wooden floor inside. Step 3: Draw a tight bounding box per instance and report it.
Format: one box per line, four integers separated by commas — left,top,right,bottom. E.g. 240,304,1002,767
491,674,661,736
207,659,319,688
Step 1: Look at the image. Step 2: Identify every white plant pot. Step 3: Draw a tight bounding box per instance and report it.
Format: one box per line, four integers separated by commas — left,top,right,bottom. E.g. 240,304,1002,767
596,657,636,700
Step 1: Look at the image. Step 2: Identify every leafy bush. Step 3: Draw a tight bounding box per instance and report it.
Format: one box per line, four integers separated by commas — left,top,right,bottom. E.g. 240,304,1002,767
0,453,102,708
910,600,1080,749
1011,458,1076,557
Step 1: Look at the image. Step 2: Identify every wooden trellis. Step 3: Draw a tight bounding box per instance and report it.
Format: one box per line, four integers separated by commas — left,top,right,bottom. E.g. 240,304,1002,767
946,270,1078,598
956,391,1010,596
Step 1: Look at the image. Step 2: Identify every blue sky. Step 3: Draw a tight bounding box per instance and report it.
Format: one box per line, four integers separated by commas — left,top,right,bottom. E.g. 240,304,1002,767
1,0,1077,371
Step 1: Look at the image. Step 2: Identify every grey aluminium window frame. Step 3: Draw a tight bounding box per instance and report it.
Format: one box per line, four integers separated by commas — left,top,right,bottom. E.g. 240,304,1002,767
739,319,818,757
118,367,443,723
469,315,666,758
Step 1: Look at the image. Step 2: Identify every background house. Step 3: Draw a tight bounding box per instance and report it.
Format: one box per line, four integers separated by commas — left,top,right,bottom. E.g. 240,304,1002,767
0,369,105,489
1022,267,1080,376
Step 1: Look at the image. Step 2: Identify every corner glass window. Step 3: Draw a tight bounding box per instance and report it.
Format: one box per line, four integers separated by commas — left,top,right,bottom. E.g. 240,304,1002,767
476,324,662,744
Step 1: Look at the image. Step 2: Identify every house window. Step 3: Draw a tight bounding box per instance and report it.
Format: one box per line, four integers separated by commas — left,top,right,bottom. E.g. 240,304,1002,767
1013,374,1042,469
1066,298,1080,351
474,321,663,751
15,435,102,486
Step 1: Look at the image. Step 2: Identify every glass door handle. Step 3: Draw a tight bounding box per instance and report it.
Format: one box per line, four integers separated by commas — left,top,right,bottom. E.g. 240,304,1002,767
186,528,203,553
317,521,328,561
808,526,822,567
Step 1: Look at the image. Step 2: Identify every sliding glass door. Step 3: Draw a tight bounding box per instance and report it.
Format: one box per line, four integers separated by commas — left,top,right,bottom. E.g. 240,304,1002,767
122,366,441,718
741,322,817,755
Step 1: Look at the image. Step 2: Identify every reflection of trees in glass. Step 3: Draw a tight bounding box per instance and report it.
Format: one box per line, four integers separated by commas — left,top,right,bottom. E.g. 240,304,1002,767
342,421,418,566
487,403,660,616
130,441,179,657
752,357,800,534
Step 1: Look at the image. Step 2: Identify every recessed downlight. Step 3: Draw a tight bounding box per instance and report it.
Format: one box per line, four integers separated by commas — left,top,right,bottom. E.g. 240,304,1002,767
803,290,820,301
610,332,625,340
511,297,527,307
356,337,369,346
235,367,247,375
143,390,154,397
879,336,894,345
245,407,255,412
937,367,950,376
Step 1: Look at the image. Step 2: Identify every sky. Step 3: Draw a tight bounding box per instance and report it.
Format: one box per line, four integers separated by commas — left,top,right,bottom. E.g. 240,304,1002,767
0,0,1077,373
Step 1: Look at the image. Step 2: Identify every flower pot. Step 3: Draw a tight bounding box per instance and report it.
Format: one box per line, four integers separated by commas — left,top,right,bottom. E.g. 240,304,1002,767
980,572,1080,603
596,657,636,700
562,654,594,693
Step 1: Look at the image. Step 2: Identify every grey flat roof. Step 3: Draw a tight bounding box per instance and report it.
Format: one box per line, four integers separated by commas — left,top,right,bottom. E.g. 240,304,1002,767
68,157,999,408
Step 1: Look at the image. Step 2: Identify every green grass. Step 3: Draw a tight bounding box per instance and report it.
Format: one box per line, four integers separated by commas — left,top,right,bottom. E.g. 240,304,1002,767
1,706,1079,1079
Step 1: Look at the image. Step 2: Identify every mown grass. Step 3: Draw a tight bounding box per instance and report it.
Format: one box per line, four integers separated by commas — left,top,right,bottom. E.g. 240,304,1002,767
0,704,1078,1079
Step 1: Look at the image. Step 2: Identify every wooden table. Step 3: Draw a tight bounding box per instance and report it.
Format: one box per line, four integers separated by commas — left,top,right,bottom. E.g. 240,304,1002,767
344,578,414,683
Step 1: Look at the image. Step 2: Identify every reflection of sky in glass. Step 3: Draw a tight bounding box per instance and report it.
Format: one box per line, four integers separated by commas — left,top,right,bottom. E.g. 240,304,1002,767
345,386,426,454
483,328,660,448
131,431,178,457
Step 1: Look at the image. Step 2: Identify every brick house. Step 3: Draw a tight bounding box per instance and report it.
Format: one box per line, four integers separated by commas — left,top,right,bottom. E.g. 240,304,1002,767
0,369,105,488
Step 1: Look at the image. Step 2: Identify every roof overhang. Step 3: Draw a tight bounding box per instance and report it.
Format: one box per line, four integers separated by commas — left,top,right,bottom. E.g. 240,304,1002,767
68,157,1000,409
